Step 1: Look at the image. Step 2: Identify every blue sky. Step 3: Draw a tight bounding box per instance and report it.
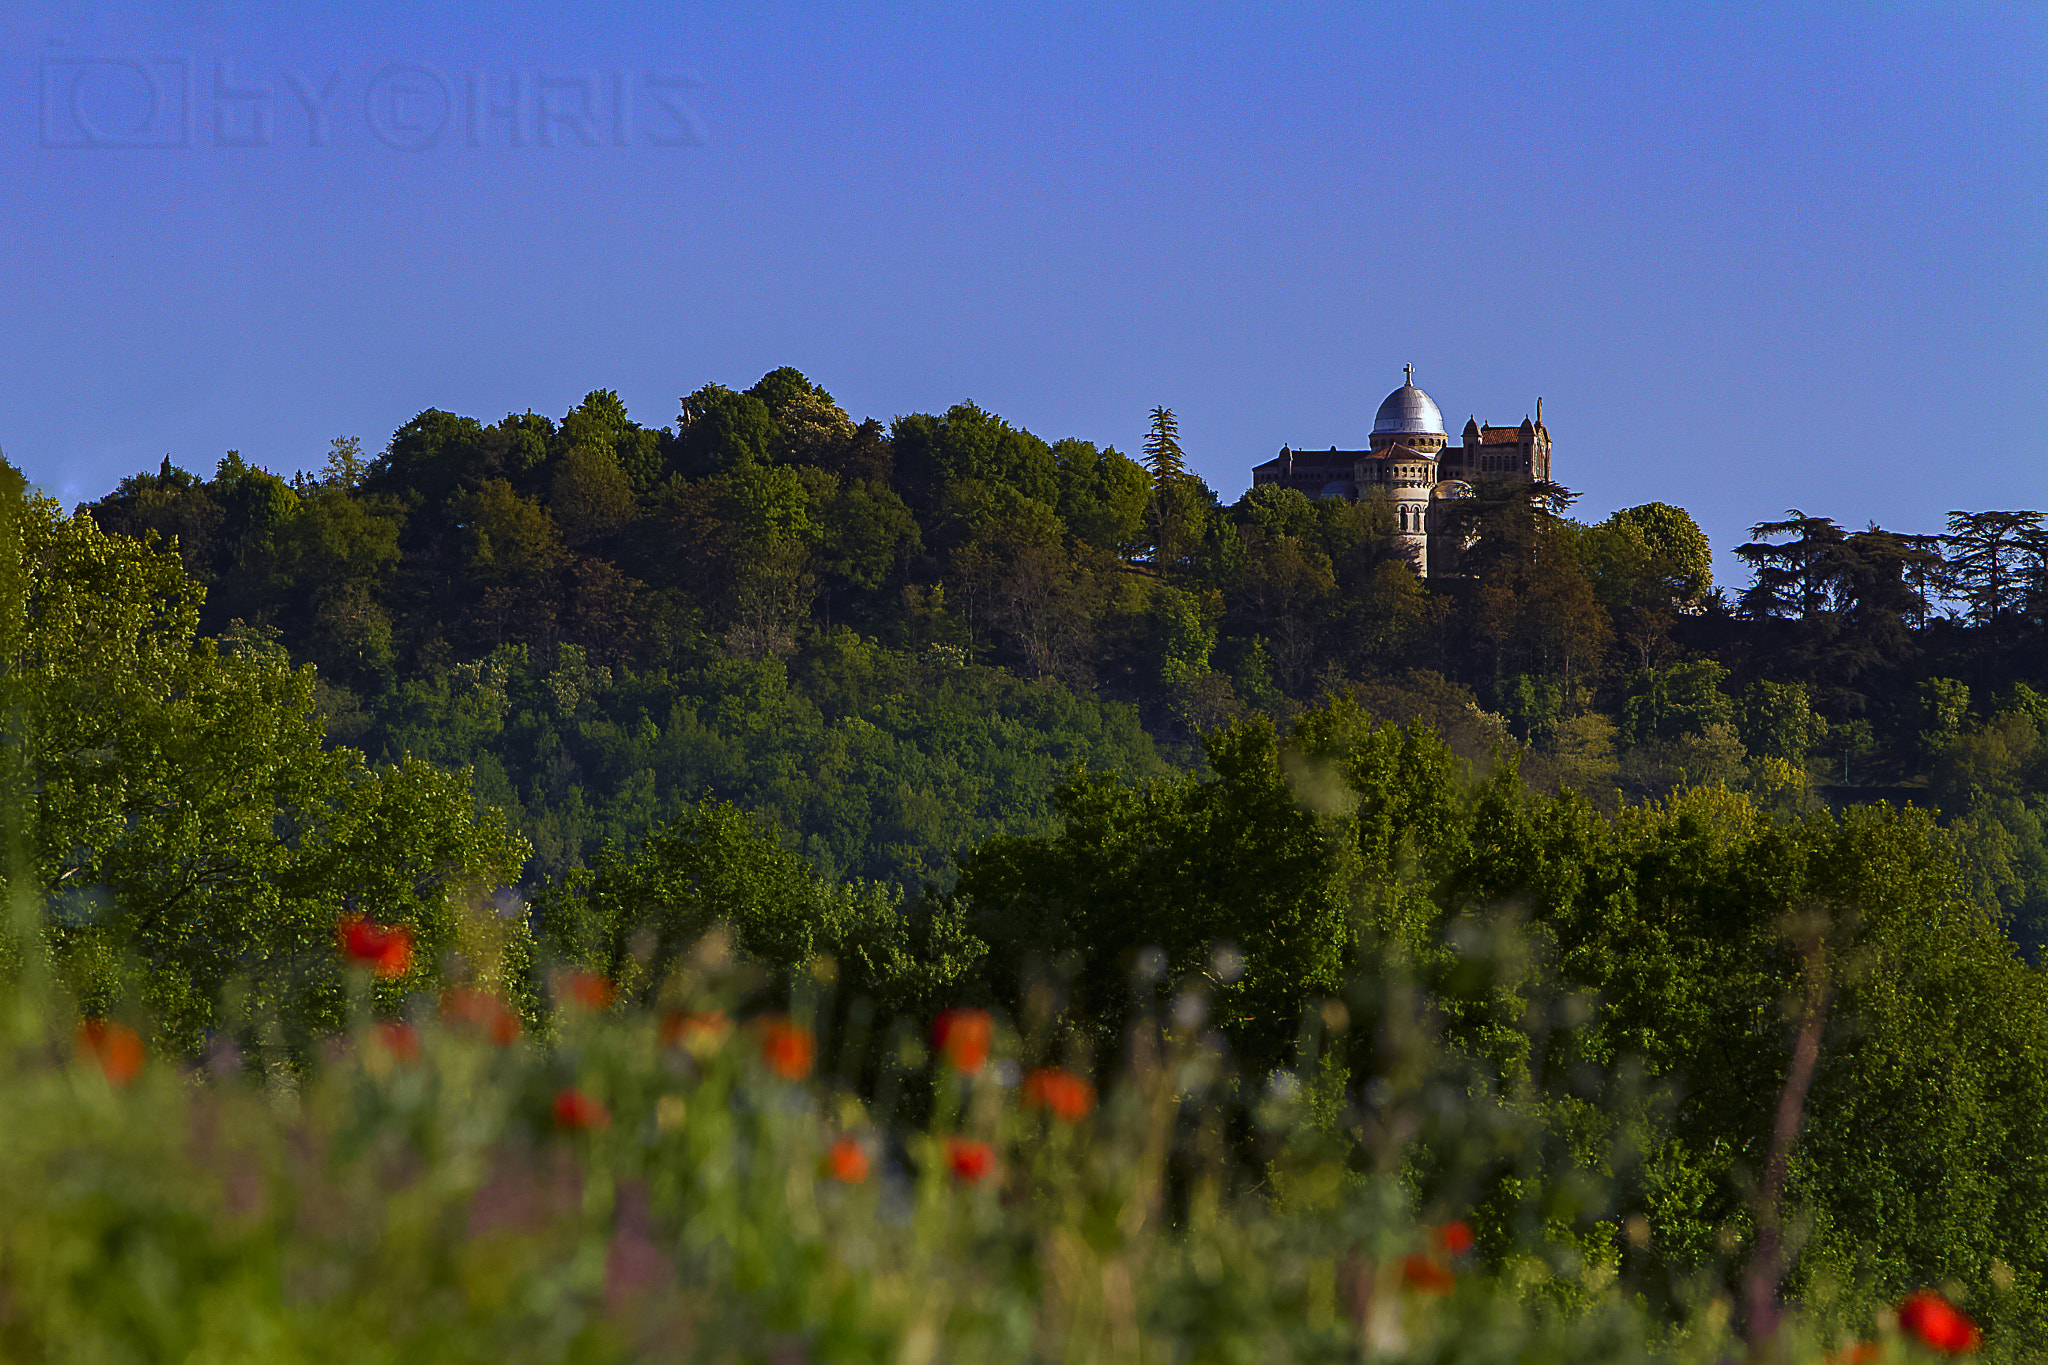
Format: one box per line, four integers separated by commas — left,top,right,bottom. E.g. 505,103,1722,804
3,2,2042,587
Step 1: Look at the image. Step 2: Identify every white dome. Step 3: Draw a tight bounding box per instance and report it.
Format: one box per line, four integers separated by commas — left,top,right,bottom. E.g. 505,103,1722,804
1372,381,1446,437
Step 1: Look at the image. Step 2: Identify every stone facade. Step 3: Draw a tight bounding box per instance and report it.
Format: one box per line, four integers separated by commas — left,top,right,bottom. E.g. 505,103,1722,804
1248,368,1551,577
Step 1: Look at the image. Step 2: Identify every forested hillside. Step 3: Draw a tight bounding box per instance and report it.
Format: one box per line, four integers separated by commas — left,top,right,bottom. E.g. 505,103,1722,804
77,368,2048,944
18,379,2048,1355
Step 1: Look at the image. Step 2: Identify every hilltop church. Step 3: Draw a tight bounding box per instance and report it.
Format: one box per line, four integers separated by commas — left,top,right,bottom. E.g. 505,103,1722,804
1249,367,1551,577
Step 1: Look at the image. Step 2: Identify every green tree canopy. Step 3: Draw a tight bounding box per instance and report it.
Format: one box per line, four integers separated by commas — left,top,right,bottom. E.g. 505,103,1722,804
549,442,638,549
1051,439,1148,558
1604,502,1713,601
366,409,490,507
956,716,1355,1073
536,798,979,1018
890,404,1060,526
678,384,779,475
0,469,532,1052
1943,509,2046,626
1619,659,1736,747
558,389,666,493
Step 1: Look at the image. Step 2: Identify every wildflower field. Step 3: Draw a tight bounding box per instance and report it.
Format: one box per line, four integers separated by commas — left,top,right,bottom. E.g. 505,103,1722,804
0,908,1995,1365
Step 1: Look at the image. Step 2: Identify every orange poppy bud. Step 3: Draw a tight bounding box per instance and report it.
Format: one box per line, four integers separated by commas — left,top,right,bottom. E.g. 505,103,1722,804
1022,1067,1096,1122
1401,1252,1455,1296
1431,1221,1474,1256
1898,1290,1980,1354
760,1017,814,1080
552,1087,611,1131
660,1009,733,1054
931,1008,992,1074
560,970,615,1011
945,1137,996,1184
441,987,522,1045
377,1020,421,1064
824,1136,871,1184
337,914,412,978
77,1019,144,1087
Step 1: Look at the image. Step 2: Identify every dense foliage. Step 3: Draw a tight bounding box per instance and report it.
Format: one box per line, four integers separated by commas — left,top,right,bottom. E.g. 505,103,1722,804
946,706,2048,1346
0,472,531,1053
76,372,2048,945
29,368,2048,1354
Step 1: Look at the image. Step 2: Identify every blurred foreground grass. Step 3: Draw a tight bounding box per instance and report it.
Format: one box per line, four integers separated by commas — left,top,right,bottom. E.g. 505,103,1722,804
0,939,1969,1365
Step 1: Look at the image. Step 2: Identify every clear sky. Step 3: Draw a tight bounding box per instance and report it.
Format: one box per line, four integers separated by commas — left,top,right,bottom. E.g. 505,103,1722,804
3,2,2043,587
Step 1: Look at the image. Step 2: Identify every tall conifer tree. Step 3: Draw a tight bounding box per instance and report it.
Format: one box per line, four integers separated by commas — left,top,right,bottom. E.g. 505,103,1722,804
1143,407,1188,569
1142,406,1185,487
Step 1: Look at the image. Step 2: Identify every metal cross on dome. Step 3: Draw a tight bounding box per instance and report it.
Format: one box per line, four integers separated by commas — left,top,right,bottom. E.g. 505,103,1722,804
1404,363,1414,386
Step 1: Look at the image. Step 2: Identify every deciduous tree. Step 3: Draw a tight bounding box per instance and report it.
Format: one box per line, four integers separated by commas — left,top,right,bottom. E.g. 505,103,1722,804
0,469,530,1051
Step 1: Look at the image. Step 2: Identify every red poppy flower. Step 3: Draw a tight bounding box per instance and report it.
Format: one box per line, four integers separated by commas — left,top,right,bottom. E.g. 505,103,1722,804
660,1009,732,1055
553,1087,611,1131
560,970,615,1011
441,987,522,1045
1401,1252,1456,1296
824,1136,871,1184
77,1019,144,1087
1898,1290,1980,1354
377,1020,421,1064
1022,1067,1096,1122
337,914,412,978
760,1017,814,1080
945,1137,996,1184
931,1008,992,1074
1431,1221,1474,1257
